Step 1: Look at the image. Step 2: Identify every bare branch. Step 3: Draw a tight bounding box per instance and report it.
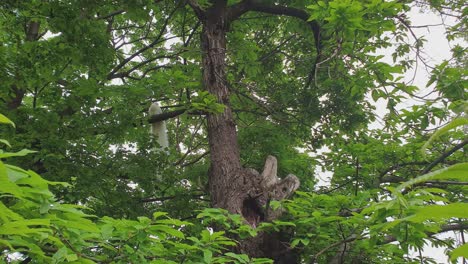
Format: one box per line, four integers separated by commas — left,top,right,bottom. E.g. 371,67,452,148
109,50,184,79
107,5,180,79
421,138,468,174
379,161,429,181
424,180,468,186
383,223,468,244
311,234,358,263
181,151,210,167
96,10,125,20
141,193,207,203
316,223,467,263
409,23,443,28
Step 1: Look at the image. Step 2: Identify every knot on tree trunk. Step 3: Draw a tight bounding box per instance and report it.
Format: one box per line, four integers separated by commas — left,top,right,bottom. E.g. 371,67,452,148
241,156,300,228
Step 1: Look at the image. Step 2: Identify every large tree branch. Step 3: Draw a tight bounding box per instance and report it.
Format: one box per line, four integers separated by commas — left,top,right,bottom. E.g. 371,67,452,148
226,0,250,21
149,109,187,123
148,109,206,123
379,161,429,180
228,0,310,21
186,0,206,20
227,1,320,52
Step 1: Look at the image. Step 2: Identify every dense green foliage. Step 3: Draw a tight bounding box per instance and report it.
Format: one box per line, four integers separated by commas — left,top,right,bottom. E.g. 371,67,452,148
0,125,269,263
1,0,467,263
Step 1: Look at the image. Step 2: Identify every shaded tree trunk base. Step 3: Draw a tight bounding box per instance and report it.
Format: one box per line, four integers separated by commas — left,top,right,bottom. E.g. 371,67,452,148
213,156,301,262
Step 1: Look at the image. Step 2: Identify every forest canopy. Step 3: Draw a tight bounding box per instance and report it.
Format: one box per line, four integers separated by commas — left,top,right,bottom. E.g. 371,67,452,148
0,0,467,263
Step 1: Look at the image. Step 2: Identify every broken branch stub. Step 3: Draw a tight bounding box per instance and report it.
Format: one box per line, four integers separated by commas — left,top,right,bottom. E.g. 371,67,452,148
261,156,300,199
260,155,278,189
242,155,300,225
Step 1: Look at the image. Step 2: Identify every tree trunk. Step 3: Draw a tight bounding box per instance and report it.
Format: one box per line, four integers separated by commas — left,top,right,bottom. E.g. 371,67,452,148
200,3,300,263
201,3,243,212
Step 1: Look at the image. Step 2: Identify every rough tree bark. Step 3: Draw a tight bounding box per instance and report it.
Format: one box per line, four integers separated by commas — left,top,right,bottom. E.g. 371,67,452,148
191,1,302,262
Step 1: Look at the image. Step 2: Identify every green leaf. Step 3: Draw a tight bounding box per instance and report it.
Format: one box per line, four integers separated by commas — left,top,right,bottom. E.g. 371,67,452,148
66,254,78,261
371,89,379,101
0,149,37,158
409,203,468,222
153,211,168,219
53,247,68,261
0,161,23,197
203,249,213,263
0,139,11,147
0,239,14,250
0,202,23,221
155,218,190,226
150,225,185,239
225,252,249,263
0,219,51,235
450,243,468,261
0,113,15,127
55,217,100,233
